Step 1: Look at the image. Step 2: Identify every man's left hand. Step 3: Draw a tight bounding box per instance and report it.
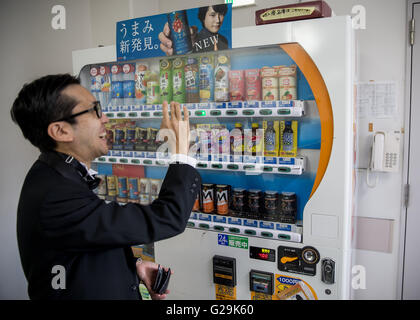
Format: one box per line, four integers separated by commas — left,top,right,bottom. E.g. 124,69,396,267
136,259,172,300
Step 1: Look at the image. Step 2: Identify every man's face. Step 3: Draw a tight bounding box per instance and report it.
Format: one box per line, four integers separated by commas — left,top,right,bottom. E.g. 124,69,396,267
204,7,224,34
61,84,109,162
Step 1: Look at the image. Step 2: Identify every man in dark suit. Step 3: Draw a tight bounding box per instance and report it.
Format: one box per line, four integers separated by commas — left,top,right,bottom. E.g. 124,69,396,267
11,74,201,300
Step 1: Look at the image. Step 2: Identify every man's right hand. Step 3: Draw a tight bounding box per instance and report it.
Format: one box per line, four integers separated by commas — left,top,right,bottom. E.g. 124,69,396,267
159,101,190,155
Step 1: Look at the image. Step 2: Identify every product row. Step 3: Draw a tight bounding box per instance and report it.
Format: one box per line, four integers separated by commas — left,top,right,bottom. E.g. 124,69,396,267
194,183,297,224
89,53,298,109
105,119,299,159
93,175,298,224
95,176,162,205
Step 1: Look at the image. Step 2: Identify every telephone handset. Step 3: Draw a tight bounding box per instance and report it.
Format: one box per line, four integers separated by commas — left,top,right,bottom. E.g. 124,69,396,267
370,131,400,172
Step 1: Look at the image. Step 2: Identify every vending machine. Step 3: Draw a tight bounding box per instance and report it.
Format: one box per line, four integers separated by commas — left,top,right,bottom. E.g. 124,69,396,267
73,14,354,300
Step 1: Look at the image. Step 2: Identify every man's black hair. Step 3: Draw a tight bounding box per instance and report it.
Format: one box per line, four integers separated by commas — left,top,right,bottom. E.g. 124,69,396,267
11,74,80,153
198,5,228,29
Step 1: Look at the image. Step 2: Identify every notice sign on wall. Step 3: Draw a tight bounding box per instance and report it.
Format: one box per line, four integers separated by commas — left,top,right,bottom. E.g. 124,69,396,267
116,4,232,61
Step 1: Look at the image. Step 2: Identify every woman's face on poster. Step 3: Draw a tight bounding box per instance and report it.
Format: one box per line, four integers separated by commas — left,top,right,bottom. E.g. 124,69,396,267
204,6,225,33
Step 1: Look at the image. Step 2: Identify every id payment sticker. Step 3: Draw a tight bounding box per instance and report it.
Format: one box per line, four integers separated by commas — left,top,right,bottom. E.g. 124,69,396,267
273,274,317,300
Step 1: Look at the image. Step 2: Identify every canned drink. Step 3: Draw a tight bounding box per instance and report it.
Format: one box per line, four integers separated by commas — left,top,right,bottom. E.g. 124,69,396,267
231,188,246,217
127,177,140,203
245,69,261,101
147,81,160,105
214,55,230,102
146,127,159,152
167,10,192,55
263,191,278,221
201,183,215,214
277,65,297,100
149,179,161,196
280,192,297,224
185,57,200,103
106,175,117,201
114,127,125,150
229,70,245,101
139,178,150,195
199,55,214,102
216,184,229,215
139,177,150,205
116,177,128,202
106,128,114,150
159,59,173,103
135,127,148,151
261,67,279,101
124,127,136,151
172,58,185,103
135,62,148,104
247,189,261,220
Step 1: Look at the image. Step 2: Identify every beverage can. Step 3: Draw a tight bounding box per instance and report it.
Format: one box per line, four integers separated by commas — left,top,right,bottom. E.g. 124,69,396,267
122,63,135,105
278,65,297,100
172,58,185,103
214,54,230,102
146,81,160,105
134,127,148,151
167,10,192,55
139,178,150,205
261,66,279,101
185,57,200,103
139,178,150,194
149,179,162,196
110,64,123,107
135,62,148,104
229,70,245,101
263,191,278,221
247,189,261,220
159,59,173,103
280,192,297,224
245,69,261,101
106,175,117,200
116,176,128,202
127,177,140,203
231,188,246,217
201,183,215,213
199,55,214,103
216,184,229,215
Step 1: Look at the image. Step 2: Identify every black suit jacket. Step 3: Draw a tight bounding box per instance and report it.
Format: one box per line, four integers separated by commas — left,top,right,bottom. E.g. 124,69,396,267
16,151,201,300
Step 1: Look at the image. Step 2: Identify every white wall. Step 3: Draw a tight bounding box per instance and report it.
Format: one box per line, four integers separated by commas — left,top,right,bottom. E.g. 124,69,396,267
0,0,92,299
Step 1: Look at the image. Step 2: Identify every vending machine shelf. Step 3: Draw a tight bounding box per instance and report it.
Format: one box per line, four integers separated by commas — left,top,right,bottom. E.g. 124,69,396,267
94,154,306,175
187,212,302,243
104,100,309,119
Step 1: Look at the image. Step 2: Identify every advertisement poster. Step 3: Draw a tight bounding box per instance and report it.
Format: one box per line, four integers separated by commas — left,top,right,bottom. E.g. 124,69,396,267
116,4,232,61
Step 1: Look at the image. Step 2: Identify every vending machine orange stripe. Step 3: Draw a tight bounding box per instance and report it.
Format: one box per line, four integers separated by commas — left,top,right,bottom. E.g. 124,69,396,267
280,43,333,198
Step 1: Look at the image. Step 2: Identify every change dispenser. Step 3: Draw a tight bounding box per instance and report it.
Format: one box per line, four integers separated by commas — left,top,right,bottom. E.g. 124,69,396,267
249,270,274,295
213,255,236,287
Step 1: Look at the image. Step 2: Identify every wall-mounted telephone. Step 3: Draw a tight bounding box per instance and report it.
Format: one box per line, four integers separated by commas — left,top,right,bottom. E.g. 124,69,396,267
370,131,400,172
